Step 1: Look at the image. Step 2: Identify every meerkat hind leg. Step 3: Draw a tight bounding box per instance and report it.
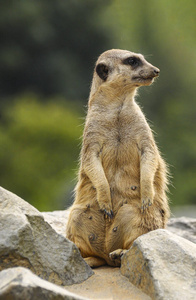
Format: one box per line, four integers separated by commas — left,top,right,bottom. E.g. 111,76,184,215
84,257,107,268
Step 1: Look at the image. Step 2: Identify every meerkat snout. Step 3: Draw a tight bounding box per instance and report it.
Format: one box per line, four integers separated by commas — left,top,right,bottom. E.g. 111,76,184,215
138,67,160,79
153,68,160,76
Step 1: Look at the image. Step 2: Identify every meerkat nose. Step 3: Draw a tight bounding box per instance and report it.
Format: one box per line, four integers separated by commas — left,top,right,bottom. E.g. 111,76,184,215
153,68,160,76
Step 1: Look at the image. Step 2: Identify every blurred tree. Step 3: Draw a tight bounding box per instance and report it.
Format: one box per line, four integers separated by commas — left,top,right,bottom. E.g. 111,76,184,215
0,0,113,101
0,95,83,210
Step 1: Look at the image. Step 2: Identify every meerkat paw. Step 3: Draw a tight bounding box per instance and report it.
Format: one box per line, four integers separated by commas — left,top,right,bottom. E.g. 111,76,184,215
109,249,127,266
97,189,113,220
141,191,155,212
141,197,153,213
99,202,113,221
141,185,155,213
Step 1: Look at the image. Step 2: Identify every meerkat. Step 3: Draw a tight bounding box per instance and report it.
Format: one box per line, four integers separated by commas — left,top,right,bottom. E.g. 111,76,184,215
66,49,170,267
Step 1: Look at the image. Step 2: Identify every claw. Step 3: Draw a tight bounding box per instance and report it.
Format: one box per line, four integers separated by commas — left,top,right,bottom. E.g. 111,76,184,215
102,209,114,221
141,198,152,213
103,209,108,218
109,252,117,260
120,251,124,258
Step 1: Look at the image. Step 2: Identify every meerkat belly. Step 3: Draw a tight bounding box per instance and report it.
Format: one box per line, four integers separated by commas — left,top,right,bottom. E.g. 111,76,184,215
102,130,141,209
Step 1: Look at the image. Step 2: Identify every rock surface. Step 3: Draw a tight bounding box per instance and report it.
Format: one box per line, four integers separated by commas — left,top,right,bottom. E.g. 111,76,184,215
42,210,70,237
121,229,196,300
0,267,89,300
66,265,151,300
167,217,196,244
0,187,93,286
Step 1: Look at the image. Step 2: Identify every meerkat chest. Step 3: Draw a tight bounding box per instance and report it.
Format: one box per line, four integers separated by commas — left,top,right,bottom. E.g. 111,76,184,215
86,101,148,160
101,103,140,145
98,104,141,180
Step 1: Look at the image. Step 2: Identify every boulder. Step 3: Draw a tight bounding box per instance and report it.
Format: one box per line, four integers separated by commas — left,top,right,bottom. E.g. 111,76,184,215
0,187,93,286
42,210,70,237
0,267,89,300
167,217,196,244
121,229,196,300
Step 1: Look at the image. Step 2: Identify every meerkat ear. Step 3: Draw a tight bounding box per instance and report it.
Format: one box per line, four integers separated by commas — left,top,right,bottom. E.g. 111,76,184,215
96,63,109,81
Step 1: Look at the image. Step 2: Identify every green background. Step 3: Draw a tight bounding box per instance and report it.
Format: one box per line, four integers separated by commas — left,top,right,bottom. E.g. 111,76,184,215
0,0,195,212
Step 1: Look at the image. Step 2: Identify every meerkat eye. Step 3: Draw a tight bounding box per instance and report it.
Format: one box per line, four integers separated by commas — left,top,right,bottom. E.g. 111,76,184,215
123,56,141,68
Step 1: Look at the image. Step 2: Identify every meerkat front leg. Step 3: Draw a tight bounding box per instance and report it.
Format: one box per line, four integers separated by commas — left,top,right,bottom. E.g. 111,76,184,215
140,144,158,212
82,142,113,219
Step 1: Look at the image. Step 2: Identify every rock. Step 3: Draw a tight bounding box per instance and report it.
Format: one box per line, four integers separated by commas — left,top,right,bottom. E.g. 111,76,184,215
121,229,196,300
42,210,70,237
0,267,89,300
167,217,196,244
66,265,151,300
0,187,93,286
2,186,196,299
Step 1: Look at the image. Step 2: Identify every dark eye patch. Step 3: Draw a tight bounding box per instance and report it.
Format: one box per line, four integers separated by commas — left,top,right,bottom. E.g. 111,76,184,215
123,56,142,68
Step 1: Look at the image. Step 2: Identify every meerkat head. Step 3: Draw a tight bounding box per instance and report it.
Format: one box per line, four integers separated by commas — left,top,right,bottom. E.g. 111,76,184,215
90,49,160,96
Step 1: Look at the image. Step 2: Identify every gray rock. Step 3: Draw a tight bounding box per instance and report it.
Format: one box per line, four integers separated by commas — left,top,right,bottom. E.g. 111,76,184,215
0,187,93,286
42,210,70,237
121,229,196,300
167,217,196,244
0,267,89,300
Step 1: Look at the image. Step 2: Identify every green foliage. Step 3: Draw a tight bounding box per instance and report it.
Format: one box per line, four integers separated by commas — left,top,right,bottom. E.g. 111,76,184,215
0,0,195,209
0,96,83,210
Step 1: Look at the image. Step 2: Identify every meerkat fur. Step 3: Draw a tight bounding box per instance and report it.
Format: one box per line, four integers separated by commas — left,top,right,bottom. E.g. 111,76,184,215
66,49,170,267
